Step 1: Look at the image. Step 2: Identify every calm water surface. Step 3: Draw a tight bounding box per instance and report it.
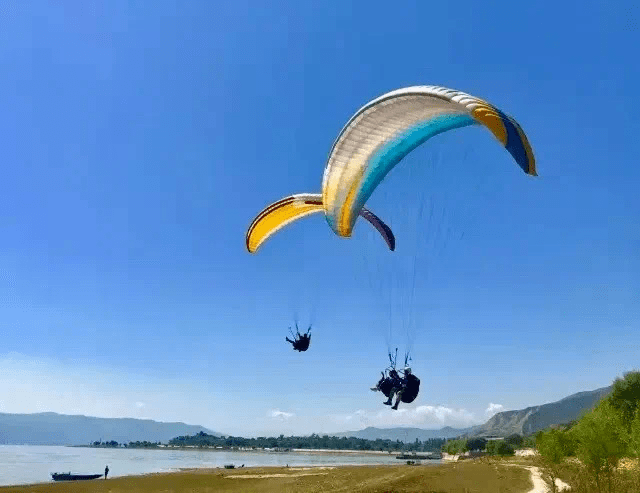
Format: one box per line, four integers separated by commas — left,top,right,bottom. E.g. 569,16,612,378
0,445,441,486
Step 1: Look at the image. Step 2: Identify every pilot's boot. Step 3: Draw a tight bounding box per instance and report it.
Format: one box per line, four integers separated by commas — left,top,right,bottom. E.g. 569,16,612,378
383,398,392,405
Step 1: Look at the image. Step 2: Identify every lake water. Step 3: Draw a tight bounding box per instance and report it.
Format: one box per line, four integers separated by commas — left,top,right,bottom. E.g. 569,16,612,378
0,445,442,486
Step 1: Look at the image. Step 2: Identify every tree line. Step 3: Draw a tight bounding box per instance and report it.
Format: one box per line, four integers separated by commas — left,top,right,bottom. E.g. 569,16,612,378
168,432,446,452
91,440,162,448
89,433,447,452
442,433,535,456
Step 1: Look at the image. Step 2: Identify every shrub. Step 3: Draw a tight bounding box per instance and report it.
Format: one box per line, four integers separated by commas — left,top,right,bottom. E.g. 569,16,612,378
486,440,514,456
505,433,524,448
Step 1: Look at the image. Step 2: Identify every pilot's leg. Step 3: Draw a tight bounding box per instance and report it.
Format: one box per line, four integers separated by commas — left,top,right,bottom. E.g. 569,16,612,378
391,389,404,410
384,388,396,406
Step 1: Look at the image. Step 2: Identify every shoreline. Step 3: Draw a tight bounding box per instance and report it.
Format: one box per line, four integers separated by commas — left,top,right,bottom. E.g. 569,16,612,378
0,463,411,489
1,446,436,488
0,460,534,492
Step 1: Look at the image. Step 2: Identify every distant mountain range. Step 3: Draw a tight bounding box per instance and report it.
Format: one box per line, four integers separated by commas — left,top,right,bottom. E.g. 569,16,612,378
0,412,219,445
333,426,472,442
0,385,613,445
335,385,613,442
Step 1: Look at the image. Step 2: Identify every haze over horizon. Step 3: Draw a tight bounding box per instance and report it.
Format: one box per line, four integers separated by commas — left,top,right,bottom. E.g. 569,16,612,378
2,1,638,437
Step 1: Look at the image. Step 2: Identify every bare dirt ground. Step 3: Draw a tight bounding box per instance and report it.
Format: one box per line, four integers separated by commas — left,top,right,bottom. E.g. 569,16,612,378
522,465,571,493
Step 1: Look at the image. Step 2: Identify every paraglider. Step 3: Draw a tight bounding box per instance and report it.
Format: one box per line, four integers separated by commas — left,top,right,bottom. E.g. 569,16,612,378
286,323,311,352
387,367,420,410
246,85,536,253
371,350,421,410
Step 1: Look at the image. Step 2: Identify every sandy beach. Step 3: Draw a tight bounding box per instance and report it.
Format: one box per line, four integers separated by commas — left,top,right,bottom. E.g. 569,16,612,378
0,461,536,493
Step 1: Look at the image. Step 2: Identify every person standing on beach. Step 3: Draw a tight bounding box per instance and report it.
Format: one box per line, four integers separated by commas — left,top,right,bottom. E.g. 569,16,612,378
105,465,109,479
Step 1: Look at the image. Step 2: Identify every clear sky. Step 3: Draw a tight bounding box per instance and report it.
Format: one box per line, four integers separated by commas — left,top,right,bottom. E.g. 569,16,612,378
1,1,639,437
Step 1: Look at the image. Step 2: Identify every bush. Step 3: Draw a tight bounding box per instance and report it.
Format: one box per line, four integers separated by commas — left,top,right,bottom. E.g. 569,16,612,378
466,437,487,451
537,429,567,463
536,429,571,493
571,400,628,492
523,435,536,448
505,433,524,448
531,372,640,492
606,371,640,429
629,408,640,457
443,439,468,455
486,440,514,456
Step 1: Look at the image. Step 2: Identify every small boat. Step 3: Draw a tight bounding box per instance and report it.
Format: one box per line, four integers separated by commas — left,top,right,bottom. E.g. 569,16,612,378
51,472,103,481
395,453,436,460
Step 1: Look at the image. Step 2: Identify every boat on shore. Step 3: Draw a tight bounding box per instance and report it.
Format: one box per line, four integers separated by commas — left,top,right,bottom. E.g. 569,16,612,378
51,472,103,481
395,452,442,460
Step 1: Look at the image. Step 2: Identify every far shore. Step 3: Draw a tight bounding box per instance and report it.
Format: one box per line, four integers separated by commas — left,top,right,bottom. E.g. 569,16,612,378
75,444,409,455
291,447,394,455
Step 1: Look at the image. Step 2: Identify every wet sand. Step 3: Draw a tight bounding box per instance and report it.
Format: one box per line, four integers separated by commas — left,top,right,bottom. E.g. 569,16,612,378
1,461,532,492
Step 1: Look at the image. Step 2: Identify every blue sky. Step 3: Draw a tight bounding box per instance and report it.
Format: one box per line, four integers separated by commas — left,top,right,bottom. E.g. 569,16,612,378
1,0,639,437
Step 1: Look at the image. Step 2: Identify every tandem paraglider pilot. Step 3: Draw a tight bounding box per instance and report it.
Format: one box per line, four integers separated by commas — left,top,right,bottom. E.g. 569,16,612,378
372,366,420,410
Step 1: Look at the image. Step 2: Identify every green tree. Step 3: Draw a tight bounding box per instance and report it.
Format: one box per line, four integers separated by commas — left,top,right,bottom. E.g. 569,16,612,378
626,409,640,493
496,441,515,456
486,440,514,456
485,440,498,455
606,371,640,429
571,401,628,493
523,435,536,449
536,429,570,493
443,439,468,455
628,409,640,458
466,437,487,451
505,433,524,448
537,429,568,463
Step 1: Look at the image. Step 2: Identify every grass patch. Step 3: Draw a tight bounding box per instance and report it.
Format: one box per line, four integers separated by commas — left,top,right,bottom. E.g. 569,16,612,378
532,457,640,493
1,462,532,493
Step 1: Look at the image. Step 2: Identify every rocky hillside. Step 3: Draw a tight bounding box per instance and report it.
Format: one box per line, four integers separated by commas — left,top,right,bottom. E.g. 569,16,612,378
333,385,613,442
468,385,613,437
